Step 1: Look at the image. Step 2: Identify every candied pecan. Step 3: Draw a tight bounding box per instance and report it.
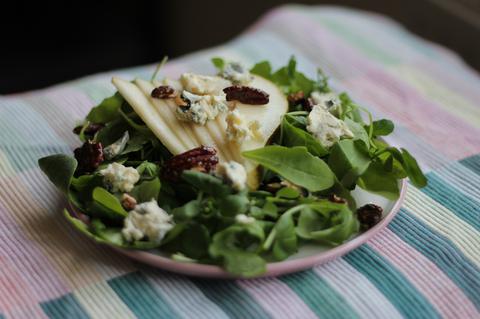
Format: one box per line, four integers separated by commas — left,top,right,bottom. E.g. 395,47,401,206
74,140,104,174
174,94,189,107
223,86,269,105
162,146,219,181
73,123,104,136
303,97,315,111
288,91,305,104
287,91,314,111
121,193,137,211
356,204,383,230
151,85,177,99
328,193,347,204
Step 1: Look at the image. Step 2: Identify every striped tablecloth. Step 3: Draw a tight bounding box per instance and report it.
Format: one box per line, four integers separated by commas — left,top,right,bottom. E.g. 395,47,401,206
1,5,479,318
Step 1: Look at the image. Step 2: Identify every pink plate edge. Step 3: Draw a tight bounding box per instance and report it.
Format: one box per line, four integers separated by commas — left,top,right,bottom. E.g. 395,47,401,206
68,179,407,279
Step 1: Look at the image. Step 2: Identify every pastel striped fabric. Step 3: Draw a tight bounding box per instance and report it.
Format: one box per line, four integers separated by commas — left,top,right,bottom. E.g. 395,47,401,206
1,5,479,318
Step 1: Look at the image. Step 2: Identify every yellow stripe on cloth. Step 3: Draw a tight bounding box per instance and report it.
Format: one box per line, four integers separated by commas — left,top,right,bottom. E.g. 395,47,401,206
73,281,136,319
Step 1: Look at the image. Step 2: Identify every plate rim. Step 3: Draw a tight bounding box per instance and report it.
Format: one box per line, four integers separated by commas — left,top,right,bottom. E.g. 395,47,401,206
68,179,407,279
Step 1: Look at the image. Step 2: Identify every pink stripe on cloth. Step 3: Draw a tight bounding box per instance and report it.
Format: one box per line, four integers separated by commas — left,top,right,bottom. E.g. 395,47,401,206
238,277,318,319
369,229,479,319
0,202,70,303
4,303,49,319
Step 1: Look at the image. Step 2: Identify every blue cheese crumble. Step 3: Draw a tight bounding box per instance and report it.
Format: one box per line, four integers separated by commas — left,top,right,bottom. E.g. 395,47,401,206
176,90,228,125
216,161,247,191
225,109,262,143
235,214,256,225
306,105,353,147
220,62,253,85
103,131,129,160
310,91,341,114
122,199,174,243
175,73,230,125
99,162,140,193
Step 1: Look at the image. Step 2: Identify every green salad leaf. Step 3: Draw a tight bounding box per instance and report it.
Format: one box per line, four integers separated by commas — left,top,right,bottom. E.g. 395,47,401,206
243,146,335,192
90,187,128,220
130,178,161,203
86,92,124,123
39,154,77,194
209,223,266,277
281,115,328,157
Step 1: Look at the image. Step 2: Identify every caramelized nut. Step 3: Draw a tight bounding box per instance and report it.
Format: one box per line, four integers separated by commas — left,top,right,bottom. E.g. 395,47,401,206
162,146,219,181
73,140,104,174
151,85,177,99
223,85,269,105
357,204,383,230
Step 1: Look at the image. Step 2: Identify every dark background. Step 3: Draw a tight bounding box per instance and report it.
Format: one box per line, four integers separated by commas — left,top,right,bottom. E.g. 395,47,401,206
1,0,479,94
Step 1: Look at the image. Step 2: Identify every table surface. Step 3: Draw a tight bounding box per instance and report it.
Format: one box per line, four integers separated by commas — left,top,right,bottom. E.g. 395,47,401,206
0,5,479,319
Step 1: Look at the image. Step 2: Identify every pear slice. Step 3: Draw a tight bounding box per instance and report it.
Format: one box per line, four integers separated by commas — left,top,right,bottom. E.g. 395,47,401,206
112,75,288,189
231,75,289,188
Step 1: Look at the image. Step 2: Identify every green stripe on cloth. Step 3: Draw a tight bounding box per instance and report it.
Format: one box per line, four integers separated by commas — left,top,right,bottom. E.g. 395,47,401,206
460,154,480,176
191,279,270,319
421,173,480,231
279,269,359,318
108,272,179,319
40,294,90,319
389,210,480,309
344,245,440,318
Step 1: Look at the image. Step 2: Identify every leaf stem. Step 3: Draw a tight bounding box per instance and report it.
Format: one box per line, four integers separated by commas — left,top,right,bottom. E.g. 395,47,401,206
287,111,309,116
150,56,169,82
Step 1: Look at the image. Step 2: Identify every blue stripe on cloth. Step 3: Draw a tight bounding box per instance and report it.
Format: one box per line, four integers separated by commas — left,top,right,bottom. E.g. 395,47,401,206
279,269,359,318
191,279,270,319
108,272,178,319
343,245,440,318
421,172,480,231
40,294,90,319
460,154,480,176
389,209,480,309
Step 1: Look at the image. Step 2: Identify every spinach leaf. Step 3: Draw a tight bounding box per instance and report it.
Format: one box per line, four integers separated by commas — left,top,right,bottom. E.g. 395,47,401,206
91,219,124,246
211,57,225,71
328,140,371,189
269,210,298,261
90,187,128,220
136,161,160,179
400,148,427,188
250,61,272,80
243,146,335,192
276,187,300,199
96,118,129,146
64,209,108,242
130,178,161,203
217,193,250,217
38,154,77,194
271,56,315,95
172,200,201,222
371,119,394,136
86,92,124,123
281,115,328,157
209,223,266,277
296,201,358,245
358,161,400,200
345,118,370,148
164,223,210,259
250,201,278,220
181,170,231,197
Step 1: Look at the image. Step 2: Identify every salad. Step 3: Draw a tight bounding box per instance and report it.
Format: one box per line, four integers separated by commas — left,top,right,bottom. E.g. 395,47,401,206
39,57,427,277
